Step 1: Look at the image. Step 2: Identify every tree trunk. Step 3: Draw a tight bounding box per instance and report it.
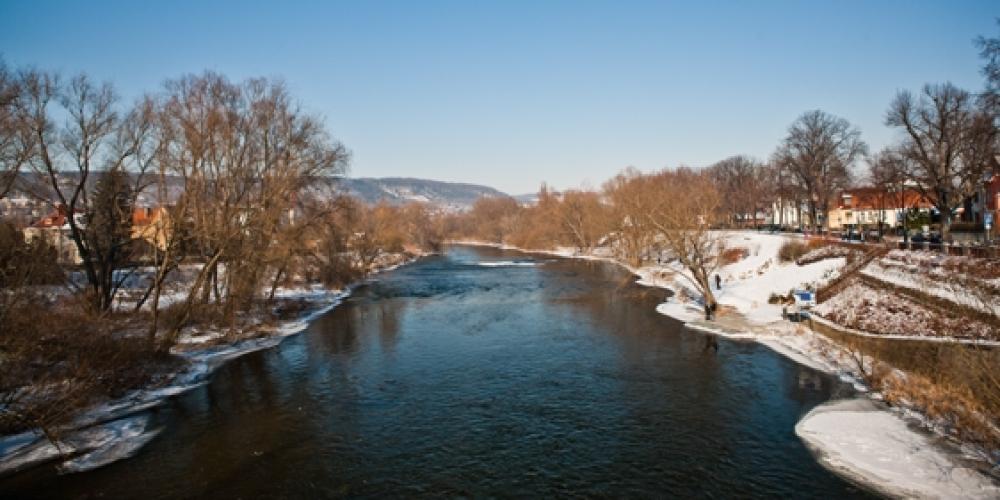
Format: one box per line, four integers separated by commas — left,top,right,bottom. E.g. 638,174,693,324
268,265,286,302
164,251,223,351
941,211,952,243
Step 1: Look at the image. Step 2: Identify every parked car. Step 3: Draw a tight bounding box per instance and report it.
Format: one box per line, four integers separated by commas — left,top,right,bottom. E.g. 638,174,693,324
910,233,942,244
783,289,816,321
841,231,862,242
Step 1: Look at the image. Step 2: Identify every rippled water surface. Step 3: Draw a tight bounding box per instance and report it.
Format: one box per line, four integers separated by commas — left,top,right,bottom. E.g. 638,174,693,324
2,245,874,498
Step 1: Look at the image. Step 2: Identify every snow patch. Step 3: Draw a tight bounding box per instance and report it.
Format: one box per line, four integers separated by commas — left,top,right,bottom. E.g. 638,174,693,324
0,414,159,476
797,399,1000,499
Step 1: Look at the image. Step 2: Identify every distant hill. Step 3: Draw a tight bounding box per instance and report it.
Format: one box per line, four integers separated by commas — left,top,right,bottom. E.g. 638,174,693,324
8,172,511,212
329,177,510,210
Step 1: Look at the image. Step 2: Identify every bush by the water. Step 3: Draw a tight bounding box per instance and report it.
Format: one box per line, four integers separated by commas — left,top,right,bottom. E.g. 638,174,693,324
0,296,178,438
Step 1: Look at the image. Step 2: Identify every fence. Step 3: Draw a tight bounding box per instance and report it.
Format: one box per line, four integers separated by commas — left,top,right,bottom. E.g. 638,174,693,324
791,231,999,259
895,240,999,259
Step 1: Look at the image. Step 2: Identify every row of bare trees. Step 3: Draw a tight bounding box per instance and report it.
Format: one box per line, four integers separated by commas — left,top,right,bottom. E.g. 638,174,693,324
0,64,359,347
709,22,1000,241
702,110,868,235
148,73,348,343
703,80,998,242
444,166,726,314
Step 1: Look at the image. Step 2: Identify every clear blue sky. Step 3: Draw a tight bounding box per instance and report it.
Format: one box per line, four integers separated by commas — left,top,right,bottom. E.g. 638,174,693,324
1,1,996,194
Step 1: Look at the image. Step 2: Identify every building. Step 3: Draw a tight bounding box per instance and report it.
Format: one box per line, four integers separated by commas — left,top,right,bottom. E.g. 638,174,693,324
21,204,174,265
985,172,1000,231
0,191,47,226
955,155,1000,226
131,206,172,251
765,198,813,229
827,188,932,232
22,205,83,265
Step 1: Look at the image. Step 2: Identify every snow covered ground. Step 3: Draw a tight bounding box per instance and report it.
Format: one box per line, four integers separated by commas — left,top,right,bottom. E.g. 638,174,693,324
797,399,1000,499
641,232,843,323
815,282,998,342
862,259,999,315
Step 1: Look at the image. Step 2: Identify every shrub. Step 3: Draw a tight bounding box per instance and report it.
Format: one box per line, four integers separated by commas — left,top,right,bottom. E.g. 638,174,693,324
0,223,64,288
831,332,1000,453
720,247,749,265
0,298,178,437
796,244,860,265
778,240,809,262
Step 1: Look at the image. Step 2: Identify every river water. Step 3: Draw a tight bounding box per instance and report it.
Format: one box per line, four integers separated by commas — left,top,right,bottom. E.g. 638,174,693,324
1,245,873,498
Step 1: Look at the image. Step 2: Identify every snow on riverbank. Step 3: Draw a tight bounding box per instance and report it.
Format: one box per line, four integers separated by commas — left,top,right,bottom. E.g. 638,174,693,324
797,399,1000,499
0,286,350,478
650,232,843,323
0,415,161,476
0,256,423,477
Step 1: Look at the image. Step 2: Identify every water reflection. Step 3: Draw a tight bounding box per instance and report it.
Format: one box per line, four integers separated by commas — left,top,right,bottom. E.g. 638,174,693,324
0,245,872,499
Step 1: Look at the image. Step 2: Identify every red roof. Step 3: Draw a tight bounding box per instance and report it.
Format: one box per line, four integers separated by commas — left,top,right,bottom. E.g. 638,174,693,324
31,205,69,228
837,188,932,210
132,207,166,226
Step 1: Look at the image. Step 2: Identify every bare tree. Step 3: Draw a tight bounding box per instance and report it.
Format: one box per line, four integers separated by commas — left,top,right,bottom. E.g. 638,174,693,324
886,83,997,242
774,110,867,233
0,60,32,199
976,19,1000,114
643,167,725,319
867,150,896,239
765,159,801,229
708,155,766,228
155,72,348,345
467,195,521,243
557,189,610,252
16,71,156,312
603,168,655,266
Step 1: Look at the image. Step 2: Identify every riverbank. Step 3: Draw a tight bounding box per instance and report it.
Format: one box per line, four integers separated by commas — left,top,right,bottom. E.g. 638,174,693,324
798,399,1000,500
0,253,424,477
456,238,1000,498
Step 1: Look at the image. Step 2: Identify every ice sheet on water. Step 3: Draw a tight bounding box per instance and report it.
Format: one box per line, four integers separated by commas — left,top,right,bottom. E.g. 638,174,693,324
476,260,538,267
797,399,1000,499
0,415,156,476
0,431,45,462
0,433,66,476
57,416,161,474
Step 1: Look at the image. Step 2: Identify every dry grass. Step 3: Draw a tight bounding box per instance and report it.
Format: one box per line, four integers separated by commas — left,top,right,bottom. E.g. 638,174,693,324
0,295,179,438
823,327,1000,453
777,240,810,262
719,246,749,265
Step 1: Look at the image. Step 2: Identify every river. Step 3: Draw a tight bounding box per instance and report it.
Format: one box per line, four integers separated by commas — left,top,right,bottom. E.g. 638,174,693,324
0,245,874,498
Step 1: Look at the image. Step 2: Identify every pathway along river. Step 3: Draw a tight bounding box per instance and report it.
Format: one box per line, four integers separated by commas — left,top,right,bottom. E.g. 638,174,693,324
1,245,875,498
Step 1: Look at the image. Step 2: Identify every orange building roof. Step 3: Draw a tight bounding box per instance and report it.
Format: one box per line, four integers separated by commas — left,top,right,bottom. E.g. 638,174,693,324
837,188,932,210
